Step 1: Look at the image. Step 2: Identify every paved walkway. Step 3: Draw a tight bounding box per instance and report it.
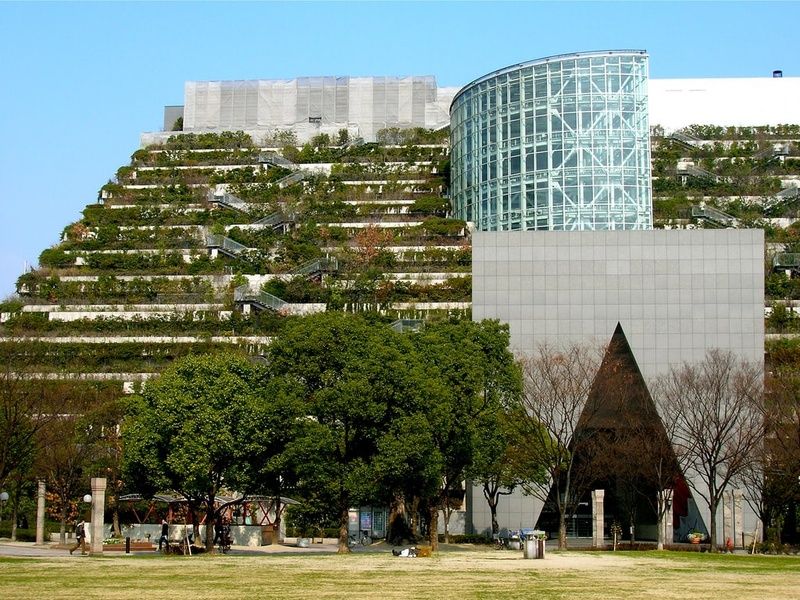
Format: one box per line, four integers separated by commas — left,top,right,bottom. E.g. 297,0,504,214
0,538,566,558
0,538,345,558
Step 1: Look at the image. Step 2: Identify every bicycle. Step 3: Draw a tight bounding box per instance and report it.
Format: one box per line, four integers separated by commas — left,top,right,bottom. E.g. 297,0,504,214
493,535,509,550
348,530,372,547
217,525,232,554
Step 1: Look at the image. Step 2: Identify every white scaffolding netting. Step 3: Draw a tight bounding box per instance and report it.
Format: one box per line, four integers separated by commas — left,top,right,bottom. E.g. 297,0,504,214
183,76,450,141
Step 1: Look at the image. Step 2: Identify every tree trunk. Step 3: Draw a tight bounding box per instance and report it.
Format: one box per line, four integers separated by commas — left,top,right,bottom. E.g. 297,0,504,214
409,496,420,538
205,498,215,552
59,503,68,545
337,498,350,554
656,495,665,551
10,484,19,542
273,497,282,543
189,502,201,547
428,503,439,552
386,493,405,544
112,509,120,538
489,496,499,536
709,500,718,552
558,511,567,550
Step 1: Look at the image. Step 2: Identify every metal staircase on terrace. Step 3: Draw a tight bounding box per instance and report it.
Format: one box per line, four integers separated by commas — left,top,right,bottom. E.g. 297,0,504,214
293,257,338,279
275,170,308,188
669,130,703,148
252,211,297,232
207,189,251,213
691,204,738,228
775,186,800,200
678,163,719,181
234,285,287,312
773,253,800,270
258,152,297,168
753,143,790,161
204,232,249,258
390,319,424,333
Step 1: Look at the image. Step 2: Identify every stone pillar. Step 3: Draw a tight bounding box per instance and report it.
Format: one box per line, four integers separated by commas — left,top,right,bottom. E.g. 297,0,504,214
90,477,107,555
659,489,673,546
733,489,744,549
591,489,605,548
35,479,46,545
722,491,732,548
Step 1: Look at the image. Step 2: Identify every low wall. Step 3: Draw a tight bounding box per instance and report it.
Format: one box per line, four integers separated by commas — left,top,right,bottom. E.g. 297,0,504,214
122,523,281,547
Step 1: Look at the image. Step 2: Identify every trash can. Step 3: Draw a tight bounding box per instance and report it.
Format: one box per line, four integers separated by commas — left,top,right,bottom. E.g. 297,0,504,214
261,525,275,546
536,538,546,559
523,534,536,559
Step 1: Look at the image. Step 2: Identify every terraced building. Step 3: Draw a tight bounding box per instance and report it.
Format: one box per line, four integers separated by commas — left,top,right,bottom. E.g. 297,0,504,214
3,126,470,405
5,68,800,544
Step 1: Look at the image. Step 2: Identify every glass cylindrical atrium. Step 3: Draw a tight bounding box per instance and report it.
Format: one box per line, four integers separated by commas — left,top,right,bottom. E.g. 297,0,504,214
450,51,652,231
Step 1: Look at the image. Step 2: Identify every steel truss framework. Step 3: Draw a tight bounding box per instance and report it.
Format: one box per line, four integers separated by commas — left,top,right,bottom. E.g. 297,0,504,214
450,51,653,231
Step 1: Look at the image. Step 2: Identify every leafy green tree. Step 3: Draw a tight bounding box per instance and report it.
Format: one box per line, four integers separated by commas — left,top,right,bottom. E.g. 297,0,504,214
122,353,271,551
469,407,546,537
411,320,522,551
267,312,416,553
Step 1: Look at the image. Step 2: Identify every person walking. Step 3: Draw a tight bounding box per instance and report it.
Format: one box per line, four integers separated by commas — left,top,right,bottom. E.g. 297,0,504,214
69,519,87,555
158,518,169,552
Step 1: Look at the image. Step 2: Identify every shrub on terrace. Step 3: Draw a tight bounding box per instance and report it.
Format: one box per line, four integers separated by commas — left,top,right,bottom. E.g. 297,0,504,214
161,131,254,150
413,217,466,237
376,126,449,146
0,340,258,372
38,248,73,269
1,311,287,338
410,196,450,216
262,277,330,303
0,295,24,312
682,124,800,140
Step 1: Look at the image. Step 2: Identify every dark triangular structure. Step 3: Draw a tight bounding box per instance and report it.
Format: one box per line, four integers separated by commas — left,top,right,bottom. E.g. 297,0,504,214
536,323,703,542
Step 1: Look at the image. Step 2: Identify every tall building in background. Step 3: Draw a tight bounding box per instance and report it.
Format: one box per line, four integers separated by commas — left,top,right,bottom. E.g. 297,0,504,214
153,76,458,144
450,51,652,231
457,52,764,545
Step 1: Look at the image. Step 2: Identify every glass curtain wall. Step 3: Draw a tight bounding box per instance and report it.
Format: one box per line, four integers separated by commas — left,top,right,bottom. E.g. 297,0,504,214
450,51,652,231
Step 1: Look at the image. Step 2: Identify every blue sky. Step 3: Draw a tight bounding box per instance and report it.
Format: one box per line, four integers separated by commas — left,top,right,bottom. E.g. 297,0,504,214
1,1,798,297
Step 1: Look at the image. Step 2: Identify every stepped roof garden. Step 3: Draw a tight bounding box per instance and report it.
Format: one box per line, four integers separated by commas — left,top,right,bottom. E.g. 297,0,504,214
4,123,800,394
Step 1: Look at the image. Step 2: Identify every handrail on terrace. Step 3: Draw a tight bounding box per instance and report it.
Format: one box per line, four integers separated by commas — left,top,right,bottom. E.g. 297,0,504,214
275,171,307,187
679,164,718,180
206,189,251,212
294,257,339,276
670,130,703,146
234,285,287,311
773,253,800,269
390,319,424,333
691,205,738,228
258,152,296,168
776,186,800,200
253,211,296,227
205,233,248,255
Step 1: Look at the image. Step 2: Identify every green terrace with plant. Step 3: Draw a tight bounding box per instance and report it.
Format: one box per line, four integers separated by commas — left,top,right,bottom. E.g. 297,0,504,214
15,273,218,304
9,124,800,392
0,340,266,372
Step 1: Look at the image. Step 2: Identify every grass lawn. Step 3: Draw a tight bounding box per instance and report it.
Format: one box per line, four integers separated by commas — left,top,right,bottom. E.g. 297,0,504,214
1,548,799,599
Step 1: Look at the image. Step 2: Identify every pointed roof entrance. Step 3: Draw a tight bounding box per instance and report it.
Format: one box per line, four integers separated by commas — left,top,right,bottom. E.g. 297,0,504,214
536,323,704,541
578,322,659,432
